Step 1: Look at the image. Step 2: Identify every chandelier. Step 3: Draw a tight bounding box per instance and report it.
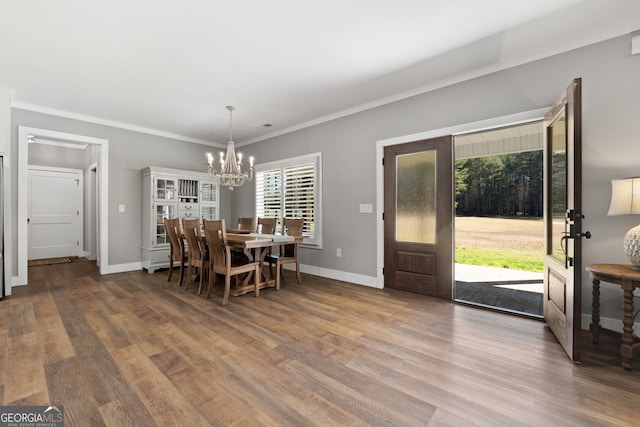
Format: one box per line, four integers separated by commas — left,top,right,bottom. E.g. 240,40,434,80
207,105,254,190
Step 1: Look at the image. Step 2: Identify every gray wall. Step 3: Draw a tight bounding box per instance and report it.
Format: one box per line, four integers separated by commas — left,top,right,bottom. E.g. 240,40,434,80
231,34,640,323
7,34,640,325
10,108,231,266
28,142,88,169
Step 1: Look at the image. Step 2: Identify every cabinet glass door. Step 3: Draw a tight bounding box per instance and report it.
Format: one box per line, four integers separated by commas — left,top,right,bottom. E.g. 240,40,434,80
200,205,217,221
200,182,218,203
155,203,176,244
155,178,176,201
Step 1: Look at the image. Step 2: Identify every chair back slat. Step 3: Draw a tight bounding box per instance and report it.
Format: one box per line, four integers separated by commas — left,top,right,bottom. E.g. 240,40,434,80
181,217,200,235
257,217,276,234
203,219,227,268
282,218,303,257
164,218,182,261
183,226,203,260
283,218,303,237
237,217,254,231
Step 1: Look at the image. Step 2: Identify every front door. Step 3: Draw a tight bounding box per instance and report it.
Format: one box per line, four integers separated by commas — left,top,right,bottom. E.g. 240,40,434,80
28,167,82,260
543,78,585,363
384,136,453,298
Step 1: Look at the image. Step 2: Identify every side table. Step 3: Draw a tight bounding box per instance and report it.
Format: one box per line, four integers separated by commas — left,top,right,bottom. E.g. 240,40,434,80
586,263,640,370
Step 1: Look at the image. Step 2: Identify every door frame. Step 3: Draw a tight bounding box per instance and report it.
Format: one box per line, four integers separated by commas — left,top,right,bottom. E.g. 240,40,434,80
17,126,110,285
375,108,548,288
27,165,84,260
87,163,99,261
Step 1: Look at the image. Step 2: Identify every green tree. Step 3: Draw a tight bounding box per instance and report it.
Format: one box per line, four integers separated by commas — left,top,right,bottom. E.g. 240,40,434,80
455,150,542,217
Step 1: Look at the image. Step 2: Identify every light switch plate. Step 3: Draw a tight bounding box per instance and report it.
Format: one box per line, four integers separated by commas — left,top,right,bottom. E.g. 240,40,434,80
119,204,125,213
359,203,373,213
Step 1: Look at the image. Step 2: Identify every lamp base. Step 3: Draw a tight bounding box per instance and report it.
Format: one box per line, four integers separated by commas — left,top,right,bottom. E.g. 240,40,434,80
623,224,640,270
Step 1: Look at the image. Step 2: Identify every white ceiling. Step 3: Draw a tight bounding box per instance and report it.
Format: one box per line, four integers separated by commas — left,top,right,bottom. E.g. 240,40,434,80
1,0,639,148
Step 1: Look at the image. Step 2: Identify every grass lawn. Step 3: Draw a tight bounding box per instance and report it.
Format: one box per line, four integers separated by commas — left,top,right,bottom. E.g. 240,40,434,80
455,216,544,272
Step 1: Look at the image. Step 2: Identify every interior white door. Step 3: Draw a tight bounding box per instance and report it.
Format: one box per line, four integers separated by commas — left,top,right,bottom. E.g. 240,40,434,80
28,167,82,260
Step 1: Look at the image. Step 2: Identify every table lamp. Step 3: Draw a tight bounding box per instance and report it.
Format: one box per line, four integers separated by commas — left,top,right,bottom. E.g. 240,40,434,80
607,176,640,270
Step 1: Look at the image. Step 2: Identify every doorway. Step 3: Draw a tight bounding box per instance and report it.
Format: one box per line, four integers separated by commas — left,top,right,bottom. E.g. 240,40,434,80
453,121,544,316
17,126,110,285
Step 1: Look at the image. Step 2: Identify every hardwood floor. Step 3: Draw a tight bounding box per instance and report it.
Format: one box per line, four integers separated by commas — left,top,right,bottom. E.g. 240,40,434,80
1,258,639,426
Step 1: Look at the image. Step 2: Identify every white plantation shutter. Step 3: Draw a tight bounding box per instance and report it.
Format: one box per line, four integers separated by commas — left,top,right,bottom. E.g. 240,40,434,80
284,163,315,237
256,168,281,220
255,153,322,248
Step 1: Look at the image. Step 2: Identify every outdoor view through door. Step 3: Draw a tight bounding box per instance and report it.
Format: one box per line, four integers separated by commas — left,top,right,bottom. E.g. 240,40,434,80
454,122,545,317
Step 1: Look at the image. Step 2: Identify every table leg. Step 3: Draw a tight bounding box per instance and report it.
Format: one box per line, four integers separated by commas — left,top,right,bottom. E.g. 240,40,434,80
621,279,635,371
240,247,273,288
240,248,256,286
590,278,601,344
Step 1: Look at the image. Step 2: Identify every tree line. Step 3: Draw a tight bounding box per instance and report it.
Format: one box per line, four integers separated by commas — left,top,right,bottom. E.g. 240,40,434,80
455,150,543,217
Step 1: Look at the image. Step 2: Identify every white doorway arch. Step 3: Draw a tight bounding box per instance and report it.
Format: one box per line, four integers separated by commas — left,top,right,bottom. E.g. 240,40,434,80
17,126,109,285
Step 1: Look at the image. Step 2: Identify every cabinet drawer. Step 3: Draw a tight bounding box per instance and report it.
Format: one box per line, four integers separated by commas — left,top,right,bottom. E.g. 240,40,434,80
151,249,171,264
179,209,197,218
178,202,198,211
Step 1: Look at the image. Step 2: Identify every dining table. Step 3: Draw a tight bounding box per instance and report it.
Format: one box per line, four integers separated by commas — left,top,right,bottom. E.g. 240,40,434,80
224,232,303,297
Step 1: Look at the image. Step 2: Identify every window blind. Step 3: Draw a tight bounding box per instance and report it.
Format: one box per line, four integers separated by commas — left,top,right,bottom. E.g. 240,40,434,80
255,153,322,248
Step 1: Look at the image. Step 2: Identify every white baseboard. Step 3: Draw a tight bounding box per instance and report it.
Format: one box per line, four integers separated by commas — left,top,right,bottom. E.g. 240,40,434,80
581,313,640,333
98,260,380,288
101,261,142,274
283,263,380,288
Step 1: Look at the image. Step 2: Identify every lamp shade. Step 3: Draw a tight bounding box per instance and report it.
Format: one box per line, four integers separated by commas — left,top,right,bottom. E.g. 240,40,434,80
607,177,640,216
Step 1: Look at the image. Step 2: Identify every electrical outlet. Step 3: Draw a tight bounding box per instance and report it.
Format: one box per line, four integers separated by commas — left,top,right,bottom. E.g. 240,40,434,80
336,248,342,257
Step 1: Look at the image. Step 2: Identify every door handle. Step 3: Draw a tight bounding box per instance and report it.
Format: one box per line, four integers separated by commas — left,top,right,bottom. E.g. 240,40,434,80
576,231,592,239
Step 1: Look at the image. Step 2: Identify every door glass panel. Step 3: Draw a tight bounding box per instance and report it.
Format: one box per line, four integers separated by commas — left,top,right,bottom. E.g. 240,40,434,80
396,150,437,243
548,108,567,262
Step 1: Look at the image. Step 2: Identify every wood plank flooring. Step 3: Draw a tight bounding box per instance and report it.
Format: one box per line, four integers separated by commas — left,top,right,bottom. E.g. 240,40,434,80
1,258,639,426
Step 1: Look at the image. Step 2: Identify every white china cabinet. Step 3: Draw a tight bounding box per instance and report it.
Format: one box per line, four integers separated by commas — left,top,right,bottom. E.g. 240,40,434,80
142,166,219,273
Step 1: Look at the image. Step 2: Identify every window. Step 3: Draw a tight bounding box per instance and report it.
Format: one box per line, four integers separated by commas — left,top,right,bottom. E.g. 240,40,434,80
255,153,322,248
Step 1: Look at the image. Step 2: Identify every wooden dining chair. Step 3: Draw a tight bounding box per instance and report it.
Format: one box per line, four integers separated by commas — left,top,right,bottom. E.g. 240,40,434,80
203,219,261,306
265,218,303,288
181,217,199,235
164,217,187,286
237,217,255,231
256,217,276,234
182,218,207,294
